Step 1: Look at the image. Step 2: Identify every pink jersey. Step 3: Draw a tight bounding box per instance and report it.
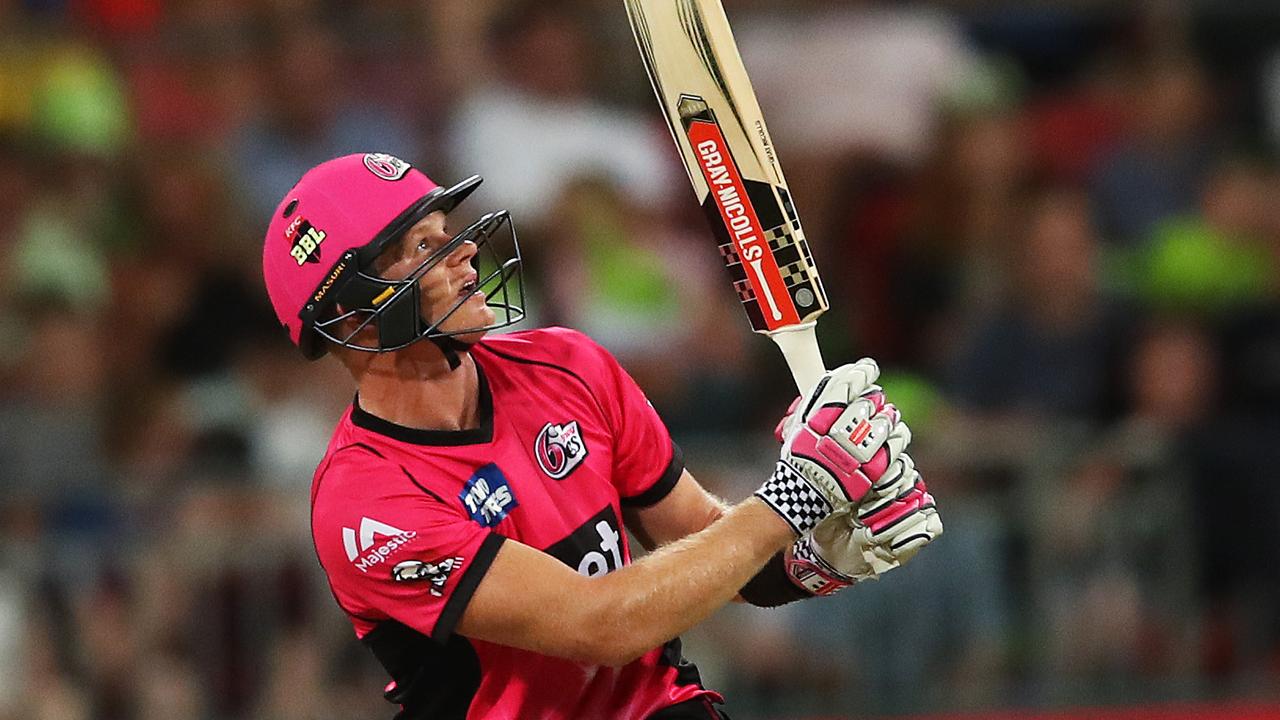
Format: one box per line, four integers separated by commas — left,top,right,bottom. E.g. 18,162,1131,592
310,327,723,720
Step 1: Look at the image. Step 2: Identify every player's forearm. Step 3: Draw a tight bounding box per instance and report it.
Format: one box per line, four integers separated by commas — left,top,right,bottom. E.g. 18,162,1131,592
585,497,793,665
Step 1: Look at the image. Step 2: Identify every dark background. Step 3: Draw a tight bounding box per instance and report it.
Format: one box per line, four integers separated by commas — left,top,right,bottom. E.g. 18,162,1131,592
2,0,1280,717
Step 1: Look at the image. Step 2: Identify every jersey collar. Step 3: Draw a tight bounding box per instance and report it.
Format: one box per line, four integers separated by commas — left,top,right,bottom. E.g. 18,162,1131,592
350,362,494,446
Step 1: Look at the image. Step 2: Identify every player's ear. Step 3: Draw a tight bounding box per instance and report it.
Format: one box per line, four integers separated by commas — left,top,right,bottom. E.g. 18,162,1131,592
331,303,367,338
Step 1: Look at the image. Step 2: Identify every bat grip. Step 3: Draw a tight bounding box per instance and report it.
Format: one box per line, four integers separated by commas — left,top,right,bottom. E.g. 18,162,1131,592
767,322,825,394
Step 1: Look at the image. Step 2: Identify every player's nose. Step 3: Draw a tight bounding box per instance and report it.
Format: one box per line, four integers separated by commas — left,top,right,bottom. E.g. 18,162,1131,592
446,235,478,266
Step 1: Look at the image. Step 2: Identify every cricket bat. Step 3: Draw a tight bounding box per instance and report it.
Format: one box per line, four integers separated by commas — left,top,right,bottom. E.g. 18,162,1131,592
624,0,829,392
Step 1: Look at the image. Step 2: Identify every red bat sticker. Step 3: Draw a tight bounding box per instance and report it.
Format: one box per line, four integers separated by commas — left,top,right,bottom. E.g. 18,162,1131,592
687,120,799,330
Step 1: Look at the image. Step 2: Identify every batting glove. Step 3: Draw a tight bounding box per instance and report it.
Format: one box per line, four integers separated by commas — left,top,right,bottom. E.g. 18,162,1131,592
783,453,943,595
756,359,906,535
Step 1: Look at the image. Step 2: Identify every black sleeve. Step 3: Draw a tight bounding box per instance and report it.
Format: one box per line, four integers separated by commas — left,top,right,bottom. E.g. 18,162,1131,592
433,533,506,642
739,551,810,607
620,442,684,509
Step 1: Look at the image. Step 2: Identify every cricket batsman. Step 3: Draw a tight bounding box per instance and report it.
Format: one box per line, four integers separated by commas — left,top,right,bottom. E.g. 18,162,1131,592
261,153,942,719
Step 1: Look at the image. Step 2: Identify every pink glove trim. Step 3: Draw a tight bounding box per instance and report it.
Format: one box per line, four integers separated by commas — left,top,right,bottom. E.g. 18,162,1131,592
806,405,844,435
863,391,886,412
862,485,931,534
861,446,890,483
774,396,804,443
789,431,873,502
816,436,860,477
786,538,854,596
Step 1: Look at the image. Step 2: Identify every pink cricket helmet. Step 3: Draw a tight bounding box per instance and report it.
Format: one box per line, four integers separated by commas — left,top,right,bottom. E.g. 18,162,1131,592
262,152,510,359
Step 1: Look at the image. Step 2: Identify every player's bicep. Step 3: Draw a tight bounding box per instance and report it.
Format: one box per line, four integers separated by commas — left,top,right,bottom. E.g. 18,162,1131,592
456,538,606,661
624,470,728,551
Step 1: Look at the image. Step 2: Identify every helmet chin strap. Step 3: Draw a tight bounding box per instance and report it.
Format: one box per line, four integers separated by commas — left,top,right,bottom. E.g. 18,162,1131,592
429,335,473,371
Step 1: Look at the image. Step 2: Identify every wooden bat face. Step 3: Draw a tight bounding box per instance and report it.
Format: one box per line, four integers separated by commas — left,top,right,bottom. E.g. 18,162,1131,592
625,0,828,335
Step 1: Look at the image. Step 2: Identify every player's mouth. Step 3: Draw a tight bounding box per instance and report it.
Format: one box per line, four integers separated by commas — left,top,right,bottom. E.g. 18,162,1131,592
458,276,480,299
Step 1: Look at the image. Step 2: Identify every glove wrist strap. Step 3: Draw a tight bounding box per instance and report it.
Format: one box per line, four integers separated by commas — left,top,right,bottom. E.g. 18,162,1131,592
785,535,856,596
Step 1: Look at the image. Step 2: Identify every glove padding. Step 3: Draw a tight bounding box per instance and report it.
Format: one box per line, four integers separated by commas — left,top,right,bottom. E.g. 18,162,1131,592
756,359,905,535
783,453,943,595
856,453,941,568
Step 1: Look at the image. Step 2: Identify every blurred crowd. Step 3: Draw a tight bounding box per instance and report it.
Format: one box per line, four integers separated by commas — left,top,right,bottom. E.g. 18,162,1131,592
2,0,1280,718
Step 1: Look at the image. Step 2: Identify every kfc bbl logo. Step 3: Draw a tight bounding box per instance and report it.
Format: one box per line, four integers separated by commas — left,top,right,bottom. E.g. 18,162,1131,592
534,421,588,480
285,215,327,266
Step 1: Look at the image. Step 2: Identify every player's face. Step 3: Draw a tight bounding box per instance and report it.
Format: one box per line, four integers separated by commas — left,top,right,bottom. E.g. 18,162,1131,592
374,211,495,343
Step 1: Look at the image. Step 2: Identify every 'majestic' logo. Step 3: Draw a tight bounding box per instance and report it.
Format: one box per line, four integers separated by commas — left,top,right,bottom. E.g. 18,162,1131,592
342,517,416,574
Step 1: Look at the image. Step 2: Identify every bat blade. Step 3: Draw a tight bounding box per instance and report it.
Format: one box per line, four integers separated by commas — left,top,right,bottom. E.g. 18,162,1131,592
625,0,828,390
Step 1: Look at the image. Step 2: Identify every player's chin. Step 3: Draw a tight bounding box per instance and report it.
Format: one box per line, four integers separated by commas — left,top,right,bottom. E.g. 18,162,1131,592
455,327,490,345
443,303,495,345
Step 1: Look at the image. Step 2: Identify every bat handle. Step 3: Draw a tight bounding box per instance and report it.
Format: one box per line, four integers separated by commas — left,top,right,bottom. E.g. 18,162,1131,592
767,322,826,394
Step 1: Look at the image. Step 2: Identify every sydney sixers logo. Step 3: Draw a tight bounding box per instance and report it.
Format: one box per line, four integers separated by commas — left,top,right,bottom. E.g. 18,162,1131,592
363,153,411,181
535,421,588,480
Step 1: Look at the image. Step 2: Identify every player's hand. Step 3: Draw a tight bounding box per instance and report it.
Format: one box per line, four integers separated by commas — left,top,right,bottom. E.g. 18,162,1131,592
755,359,908,535
782,453,943,595
856,452,941,567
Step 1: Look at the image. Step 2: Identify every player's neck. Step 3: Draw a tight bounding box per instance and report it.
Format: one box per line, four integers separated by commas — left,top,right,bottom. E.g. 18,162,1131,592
356,346,481,432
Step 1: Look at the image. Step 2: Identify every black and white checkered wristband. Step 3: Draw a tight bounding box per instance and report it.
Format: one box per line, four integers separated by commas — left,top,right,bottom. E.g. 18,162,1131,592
755,460,834,535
